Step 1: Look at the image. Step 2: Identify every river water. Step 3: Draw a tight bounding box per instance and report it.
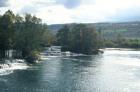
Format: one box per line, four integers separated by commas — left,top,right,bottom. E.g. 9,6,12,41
0,49,140,92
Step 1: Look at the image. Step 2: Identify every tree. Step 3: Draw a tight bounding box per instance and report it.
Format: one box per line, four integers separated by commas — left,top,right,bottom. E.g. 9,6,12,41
16,14,44,61
0,10,15,58
57,25,70,51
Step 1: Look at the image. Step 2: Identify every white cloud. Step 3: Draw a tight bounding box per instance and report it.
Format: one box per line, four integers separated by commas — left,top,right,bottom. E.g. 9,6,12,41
36,5,74,24
1,0,140,24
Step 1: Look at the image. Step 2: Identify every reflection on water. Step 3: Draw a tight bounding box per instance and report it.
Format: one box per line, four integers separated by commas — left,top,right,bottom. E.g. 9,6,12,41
0,49,140,92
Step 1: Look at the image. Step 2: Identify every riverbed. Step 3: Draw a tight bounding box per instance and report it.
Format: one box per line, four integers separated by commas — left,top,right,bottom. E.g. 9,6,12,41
0,49,140,92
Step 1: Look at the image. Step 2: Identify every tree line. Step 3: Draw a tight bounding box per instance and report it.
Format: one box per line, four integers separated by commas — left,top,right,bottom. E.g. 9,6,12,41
103,38,140,48
56,24,140,53
2,10,139,63
0,10,102,63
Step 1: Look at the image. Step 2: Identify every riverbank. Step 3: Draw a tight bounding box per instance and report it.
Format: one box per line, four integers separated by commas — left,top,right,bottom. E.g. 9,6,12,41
0,48,138,76
0,49,139,92
101,48,140,51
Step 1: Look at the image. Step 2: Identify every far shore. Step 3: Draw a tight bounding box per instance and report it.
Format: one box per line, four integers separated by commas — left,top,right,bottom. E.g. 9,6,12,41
100,48,140,51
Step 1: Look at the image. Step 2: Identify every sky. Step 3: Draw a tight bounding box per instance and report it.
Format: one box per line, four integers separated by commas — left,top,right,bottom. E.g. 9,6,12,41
0,0,140,24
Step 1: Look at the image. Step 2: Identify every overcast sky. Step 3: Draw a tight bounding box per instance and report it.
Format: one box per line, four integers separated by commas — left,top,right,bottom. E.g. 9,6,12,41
0,0,140,24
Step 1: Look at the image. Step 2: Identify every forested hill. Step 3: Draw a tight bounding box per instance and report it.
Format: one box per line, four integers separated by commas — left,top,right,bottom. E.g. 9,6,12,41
48,22,140,39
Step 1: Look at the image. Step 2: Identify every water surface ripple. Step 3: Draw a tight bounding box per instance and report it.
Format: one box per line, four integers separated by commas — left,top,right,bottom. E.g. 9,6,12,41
0,49,140,92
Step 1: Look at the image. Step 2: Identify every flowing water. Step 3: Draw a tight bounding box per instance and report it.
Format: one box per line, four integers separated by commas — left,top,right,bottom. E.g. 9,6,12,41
0,49,140,92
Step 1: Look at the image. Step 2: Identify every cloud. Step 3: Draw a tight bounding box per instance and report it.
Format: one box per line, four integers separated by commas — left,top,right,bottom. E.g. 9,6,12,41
19,5,38,14
56,0,81,9
36,5,74,24
0,0,9,7
33,0,82,9
1,0,140,24
108,7,140,22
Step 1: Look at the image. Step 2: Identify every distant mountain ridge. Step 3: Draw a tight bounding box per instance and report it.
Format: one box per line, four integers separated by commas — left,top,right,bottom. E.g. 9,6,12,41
48,21,140,39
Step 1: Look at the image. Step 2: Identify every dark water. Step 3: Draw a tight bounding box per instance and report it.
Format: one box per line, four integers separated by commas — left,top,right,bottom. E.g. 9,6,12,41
0,49,140,92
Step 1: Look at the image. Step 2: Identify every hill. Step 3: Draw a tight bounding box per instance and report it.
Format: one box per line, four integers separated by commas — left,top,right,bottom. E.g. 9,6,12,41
48,22,140,39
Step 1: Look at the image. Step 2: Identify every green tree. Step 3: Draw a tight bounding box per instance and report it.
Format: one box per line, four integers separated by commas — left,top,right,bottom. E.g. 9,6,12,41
0,10,15,58
57,25,70,51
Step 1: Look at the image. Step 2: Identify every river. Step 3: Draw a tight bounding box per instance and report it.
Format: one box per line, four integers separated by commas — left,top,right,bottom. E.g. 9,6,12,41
0,49,140,92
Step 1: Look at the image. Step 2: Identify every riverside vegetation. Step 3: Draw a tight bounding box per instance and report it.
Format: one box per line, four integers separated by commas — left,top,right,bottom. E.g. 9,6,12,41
0,10,139,63
0,10,101,63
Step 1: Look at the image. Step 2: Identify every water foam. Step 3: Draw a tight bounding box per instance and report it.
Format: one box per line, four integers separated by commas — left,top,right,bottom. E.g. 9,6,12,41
0,59,29,76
